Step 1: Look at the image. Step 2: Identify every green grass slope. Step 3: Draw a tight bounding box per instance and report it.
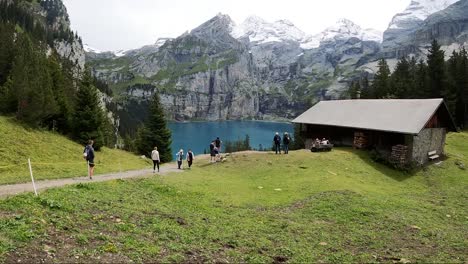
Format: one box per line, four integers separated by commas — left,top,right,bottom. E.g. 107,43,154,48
0,116,151,184
0,131,466,263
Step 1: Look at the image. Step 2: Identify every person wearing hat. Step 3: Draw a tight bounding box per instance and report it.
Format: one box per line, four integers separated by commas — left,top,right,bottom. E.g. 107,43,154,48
273,132,281,154
283,132,291,154
176,149,184,169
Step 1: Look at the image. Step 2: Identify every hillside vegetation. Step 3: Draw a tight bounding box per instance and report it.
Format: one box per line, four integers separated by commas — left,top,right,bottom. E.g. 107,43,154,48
0,130,466,262
0,116,150,185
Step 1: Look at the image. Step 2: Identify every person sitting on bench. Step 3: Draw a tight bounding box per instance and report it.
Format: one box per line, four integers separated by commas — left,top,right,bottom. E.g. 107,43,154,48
314,138,321,147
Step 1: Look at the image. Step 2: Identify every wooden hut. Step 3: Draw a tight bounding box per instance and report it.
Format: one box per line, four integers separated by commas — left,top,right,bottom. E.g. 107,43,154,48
292,99,457,165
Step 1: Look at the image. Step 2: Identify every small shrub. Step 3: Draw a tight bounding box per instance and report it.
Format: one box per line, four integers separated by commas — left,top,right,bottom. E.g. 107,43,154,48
39,198,62,210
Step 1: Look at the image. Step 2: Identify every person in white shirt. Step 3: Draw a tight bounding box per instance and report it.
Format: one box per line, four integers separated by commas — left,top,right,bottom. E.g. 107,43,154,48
151,147,160,173
176,149,184,169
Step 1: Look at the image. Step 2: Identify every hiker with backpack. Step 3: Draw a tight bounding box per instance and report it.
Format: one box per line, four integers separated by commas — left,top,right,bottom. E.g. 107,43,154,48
83,140,95,179
187,149,194,168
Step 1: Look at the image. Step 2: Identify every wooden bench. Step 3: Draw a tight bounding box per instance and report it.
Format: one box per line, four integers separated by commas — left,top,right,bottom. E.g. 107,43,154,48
428,150,440,161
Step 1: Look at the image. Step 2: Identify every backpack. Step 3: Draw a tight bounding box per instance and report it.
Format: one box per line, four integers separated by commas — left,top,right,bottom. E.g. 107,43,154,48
83,146,89,160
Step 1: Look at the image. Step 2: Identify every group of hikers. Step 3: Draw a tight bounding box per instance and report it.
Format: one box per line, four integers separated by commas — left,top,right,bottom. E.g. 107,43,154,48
313,138,331,147
83,132,293,178
273,132,291,154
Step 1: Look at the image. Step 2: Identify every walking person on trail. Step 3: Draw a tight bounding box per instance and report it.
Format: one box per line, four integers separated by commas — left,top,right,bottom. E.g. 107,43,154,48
283,132,290,154
215,137,222,153
187,149,194,169
176,149,184,169
83,140,95,179
209,141,216,163
273,132,281,154
151,147,160,173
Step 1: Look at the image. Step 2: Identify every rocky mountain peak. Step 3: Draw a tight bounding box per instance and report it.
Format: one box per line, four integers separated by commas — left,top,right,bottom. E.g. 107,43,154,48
383,0,459,50
388,0,459,30
191,13,235,34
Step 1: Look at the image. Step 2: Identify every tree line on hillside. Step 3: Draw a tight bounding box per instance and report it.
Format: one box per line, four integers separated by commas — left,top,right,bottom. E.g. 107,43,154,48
0,16,112,150
347,40,468,129
0,0,173,160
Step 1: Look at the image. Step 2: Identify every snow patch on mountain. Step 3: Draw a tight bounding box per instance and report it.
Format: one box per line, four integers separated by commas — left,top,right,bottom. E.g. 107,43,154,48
300,19,383,49
388,0,459,29
231,15,306,44
84,44,102,54
230,16,382,50
154,38,171,48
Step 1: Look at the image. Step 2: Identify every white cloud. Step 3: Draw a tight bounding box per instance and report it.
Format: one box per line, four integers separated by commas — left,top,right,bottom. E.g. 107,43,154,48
62,0,409,51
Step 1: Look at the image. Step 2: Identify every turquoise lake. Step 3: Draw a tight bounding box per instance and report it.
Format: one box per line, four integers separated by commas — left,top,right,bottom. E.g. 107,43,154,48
168,121,294,156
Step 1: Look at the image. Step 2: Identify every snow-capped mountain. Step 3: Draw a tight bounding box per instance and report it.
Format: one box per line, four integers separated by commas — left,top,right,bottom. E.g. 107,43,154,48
301,19,382,49
231,15,306,44
388,0,459,29
229,16,382,50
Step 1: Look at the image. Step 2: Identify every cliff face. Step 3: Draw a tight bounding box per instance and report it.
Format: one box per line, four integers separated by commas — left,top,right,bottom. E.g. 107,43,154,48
413,0,468,46
39,0,85,72
89,15,382,127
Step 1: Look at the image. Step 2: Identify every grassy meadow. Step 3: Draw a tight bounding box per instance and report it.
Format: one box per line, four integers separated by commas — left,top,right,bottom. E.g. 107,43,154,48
0,116,151,185
0,130,466,262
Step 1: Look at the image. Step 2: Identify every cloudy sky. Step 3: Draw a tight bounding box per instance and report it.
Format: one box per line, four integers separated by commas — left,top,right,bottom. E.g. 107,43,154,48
62,0,410,51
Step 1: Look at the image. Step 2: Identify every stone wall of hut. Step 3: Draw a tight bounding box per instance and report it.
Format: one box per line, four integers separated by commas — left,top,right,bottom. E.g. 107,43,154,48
411,128,446,165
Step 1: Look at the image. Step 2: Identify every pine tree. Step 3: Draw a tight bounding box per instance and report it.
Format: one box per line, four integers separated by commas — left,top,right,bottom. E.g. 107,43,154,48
372,58,391,98
427,39,447,98
406,57,419,98
391,56,411,98
135,92,172,162
0,23,15,86
291,123,305,150
347,81,361,99
243,134,251,150
71,70,109,150
360,75,373,99
415,59,429,98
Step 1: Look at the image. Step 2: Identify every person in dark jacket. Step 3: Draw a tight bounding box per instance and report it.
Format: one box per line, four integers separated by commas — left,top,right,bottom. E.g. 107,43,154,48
283,132,290,154
83,140,95,179
209,141,215,163
187,149,194,168
215,137,222,153
273,132,281,154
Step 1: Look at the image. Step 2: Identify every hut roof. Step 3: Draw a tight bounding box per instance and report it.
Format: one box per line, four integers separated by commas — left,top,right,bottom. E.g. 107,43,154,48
292,99,456,135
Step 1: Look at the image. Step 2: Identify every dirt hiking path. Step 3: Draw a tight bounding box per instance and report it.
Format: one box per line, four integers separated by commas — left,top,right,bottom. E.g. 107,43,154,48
0,151,270,199
0,162,184,199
